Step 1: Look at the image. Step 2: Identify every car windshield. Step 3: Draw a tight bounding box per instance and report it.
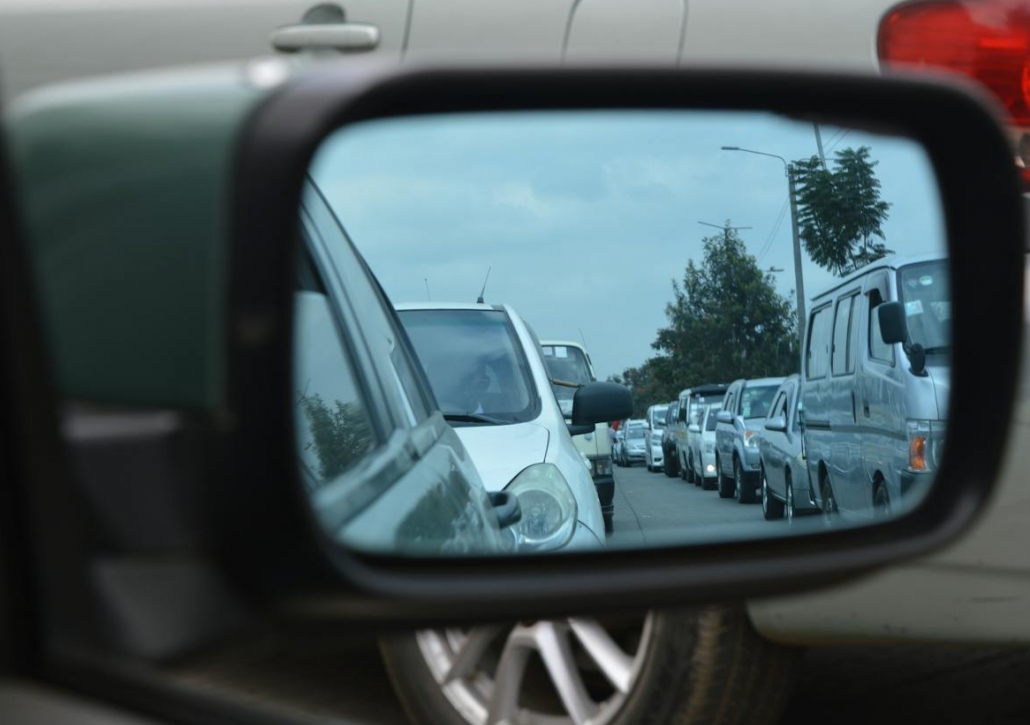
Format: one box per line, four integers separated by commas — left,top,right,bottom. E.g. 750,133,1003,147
398,309,536,424
897,259,951,353
651,406,668,427
542,344,593,411
741,384,779,419
628,426,645,439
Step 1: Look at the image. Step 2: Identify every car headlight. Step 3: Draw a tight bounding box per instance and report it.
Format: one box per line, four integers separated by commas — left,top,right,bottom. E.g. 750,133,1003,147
745,430,759,448
502,464,578,553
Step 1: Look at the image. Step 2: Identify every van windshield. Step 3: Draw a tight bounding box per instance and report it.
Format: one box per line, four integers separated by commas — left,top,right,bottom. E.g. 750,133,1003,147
897,260,951,354
542,345,593,415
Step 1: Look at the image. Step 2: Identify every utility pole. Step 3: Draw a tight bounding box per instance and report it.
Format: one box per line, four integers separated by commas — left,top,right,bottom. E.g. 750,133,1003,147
813,123,827,169
698,220,751,243
720,146,807,353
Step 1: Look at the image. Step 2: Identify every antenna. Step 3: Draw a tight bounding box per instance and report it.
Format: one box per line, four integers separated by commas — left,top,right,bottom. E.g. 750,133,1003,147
476,266,492,304
424,278,431,301
579,328,589,349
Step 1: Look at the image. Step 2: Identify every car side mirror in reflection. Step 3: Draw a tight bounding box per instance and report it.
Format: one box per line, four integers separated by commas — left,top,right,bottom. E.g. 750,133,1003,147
765,416,787,432
878,301,908,344
688,424,701,434
717,411,733,424
568,381,633,436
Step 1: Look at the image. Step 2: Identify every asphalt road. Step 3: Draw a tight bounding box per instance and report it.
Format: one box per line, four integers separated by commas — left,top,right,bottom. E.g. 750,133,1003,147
607,457,770,547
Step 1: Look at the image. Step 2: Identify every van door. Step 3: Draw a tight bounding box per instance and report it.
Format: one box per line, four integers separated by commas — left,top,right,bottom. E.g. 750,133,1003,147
802,303,833,501
829,290,864,514
859,271,905,510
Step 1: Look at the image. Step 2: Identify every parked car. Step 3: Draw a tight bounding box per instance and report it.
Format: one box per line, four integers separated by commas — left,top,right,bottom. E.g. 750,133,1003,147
660,400,680,478
617,418,648,467
801,253,949,522
757,374,817,522
676,384,731,483
644,402,669,472
715,378,785,502
540,339,616,527
687,402,722,490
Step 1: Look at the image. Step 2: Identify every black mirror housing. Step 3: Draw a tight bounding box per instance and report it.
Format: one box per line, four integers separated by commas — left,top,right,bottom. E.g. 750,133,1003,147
878,301,908,345
572,381,633,428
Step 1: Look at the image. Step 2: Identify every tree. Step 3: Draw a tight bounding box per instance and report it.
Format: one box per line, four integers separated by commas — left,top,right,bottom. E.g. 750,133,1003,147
793,146,892,276
653,225,799,388
298,392,374,486
611,356,679,417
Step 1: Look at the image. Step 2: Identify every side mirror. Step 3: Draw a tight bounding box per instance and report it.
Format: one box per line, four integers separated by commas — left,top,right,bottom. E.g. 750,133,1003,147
878,301,908,345
717,411,733,424
568,381,633,436
688,424,701,434
765,416,787,432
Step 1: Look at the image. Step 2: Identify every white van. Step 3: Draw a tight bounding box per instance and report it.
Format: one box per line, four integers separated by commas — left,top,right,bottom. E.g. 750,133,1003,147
801,253,949,522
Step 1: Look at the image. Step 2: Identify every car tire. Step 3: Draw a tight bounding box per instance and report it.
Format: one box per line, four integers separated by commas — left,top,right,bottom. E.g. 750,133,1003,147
379,606,802,725
785,472,796,525
604,513,614,533
734,458,756,504
761,467,784,520
873,480,892,519
684,454,695,483
663,451,678,478
717,456,734,498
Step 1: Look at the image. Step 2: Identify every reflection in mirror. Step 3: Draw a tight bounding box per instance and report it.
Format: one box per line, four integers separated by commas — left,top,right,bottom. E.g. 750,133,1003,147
294,110,949,557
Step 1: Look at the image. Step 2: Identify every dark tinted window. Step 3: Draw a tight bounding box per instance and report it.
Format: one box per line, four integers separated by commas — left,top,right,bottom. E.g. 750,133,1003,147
806,305,832,379
832,295,854,376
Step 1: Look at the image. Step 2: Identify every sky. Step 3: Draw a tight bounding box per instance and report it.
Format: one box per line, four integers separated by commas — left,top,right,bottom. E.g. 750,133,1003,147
309,110,945,381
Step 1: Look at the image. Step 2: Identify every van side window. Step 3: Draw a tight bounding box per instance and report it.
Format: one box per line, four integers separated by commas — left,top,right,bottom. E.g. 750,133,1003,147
806,305,832,379
832,295,854,376
868,291,896,365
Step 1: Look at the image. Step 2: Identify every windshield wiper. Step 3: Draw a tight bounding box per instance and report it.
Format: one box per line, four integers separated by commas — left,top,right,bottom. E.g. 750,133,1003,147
443,412,508,425
922,345,951,355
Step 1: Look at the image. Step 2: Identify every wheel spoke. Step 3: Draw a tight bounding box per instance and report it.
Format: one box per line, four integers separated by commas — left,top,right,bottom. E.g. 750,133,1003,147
568,618,635,694
534,623,599,725
443,625,505,684
485,627,535,725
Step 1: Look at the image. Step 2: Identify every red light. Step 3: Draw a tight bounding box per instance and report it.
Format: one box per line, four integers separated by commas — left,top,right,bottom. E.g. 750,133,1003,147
879,0,1030,124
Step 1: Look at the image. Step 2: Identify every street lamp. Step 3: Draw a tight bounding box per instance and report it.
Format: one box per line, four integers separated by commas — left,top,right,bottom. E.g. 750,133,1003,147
721,146,806,349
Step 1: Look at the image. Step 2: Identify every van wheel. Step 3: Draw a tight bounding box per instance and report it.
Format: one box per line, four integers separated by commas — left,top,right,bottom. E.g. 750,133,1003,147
873,481,892,519
821,478,838,527
379,606,802,725
717,457,734,498
762,467,784,520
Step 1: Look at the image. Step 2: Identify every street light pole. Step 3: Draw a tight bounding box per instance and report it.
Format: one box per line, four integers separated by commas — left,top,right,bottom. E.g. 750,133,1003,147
721,146,807,351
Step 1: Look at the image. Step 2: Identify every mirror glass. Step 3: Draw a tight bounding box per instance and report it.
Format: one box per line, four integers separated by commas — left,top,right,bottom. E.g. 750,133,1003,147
293,109,948,557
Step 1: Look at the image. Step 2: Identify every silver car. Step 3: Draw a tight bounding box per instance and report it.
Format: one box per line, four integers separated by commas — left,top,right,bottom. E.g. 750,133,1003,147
758,375,818,522
715,377,785,503
802,254,949,522
688,403,722,490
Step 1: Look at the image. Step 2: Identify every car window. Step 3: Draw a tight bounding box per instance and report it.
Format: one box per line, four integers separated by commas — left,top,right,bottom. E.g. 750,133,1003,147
848,294,864,372
741,384,778,419
292,288,378,496
398,308,537,423
832,295,854,376
769,391,786,420
807,304,833,379
302,182,432,427
705,405,721,431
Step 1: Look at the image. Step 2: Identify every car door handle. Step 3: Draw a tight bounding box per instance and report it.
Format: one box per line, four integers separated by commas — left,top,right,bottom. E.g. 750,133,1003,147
270,23,379,52
489,491,522,529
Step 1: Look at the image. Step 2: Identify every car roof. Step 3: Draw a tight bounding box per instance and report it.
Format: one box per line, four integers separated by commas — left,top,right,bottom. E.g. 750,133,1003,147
539,339,586,350
743,377,787,387
810,251,947,302
395,301,508,312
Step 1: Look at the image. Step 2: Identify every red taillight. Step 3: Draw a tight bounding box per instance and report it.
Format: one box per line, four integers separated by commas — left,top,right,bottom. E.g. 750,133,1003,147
879,0,1030,124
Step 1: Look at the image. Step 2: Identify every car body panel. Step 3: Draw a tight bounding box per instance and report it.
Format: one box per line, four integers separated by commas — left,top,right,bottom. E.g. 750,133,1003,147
451,423,551,492
689,403,721,485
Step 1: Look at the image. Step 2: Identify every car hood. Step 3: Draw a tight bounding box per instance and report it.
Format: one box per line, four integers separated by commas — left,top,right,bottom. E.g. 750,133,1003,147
455,422,551,492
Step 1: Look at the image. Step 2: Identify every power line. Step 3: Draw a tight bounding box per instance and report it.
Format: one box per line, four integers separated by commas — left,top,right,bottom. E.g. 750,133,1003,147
756,197,790,263
826,129,850,153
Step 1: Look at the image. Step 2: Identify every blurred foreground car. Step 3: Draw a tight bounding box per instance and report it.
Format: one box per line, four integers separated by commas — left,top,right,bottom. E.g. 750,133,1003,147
757,374,812,522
